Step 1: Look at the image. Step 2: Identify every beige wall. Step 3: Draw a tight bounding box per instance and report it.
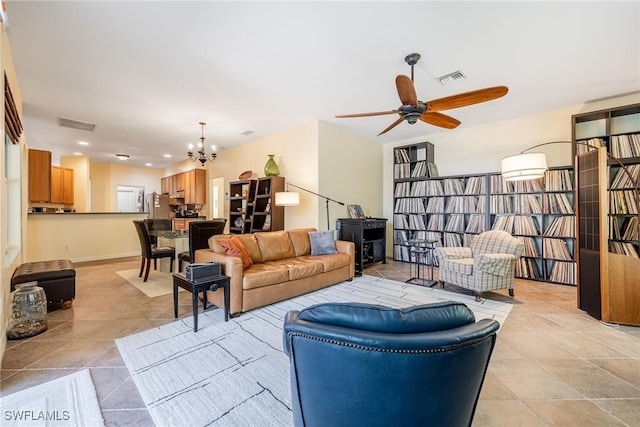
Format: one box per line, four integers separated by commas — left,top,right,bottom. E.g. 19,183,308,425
206,120,382,231
89,162,163,212
1,24,26,364
26,213,147,262
61,155,90,212
318,121,383,226
207,121,321,230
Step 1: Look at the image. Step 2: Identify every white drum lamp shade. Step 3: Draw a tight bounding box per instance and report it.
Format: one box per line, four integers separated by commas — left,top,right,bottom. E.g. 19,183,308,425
275,191,300,206
501,153,548,181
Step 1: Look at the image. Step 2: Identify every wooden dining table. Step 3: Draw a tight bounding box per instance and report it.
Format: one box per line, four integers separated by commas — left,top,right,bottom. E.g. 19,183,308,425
150,230,188,273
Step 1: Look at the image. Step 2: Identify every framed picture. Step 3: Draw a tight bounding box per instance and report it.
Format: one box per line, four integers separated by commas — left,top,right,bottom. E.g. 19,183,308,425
348,204,366,219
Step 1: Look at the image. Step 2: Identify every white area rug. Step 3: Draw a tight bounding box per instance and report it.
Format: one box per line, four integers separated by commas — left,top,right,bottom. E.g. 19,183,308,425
117,268,176,298
0,369,104,427
116,275,512,427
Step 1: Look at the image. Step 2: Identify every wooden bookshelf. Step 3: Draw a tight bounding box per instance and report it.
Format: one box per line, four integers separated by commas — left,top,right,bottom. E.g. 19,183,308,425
489,167,576,285
573,103,640,326
228,179,256,234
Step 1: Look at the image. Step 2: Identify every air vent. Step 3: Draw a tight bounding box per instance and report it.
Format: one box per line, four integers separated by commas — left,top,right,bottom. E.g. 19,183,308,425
57,117,96,132
437,70,467,86
241,130,254,136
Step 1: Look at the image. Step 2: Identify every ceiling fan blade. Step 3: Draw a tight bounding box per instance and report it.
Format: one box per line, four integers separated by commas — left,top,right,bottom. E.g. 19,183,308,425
378,116,405,136
426,86,509,112
335,110,399,118
420,112,461,129
396,75,418,107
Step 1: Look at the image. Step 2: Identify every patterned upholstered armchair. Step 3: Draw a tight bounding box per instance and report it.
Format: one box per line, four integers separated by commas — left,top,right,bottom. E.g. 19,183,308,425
434,230,523,301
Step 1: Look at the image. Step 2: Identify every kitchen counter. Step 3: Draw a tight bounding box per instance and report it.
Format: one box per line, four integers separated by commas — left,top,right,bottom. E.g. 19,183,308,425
27,212,148,262
29,211,147,215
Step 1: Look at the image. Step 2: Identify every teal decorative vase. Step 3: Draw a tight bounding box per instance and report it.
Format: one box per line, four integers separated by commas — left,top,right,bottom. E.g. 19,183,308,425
264,154,279,177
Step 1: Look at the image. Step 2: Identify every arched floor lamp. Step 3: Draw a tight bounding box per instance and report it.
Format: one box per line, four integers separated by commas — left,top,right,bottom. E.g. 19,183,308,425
275,183,345,231
501,140,639,249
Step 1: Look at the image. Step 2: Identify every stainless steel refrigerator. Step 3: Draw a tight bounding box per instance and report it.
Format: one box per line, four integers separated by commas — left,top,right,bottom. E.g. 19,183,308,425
146,192,171,218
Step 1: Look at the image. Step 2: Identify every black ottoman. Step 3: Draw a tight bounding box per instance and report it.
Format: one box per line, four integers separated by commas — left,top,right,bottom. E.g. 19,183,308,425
11,260,76,309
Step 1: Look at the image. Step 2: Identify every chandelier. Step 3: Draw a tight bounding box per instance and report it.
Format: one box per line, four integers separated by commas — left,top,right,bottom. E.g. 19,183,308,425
187,121,217,166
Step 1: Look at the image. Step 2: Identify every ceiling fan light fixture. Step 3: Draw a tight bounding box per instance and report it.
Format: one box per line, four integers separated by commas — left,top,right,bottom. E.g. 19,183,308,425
437,70,467,86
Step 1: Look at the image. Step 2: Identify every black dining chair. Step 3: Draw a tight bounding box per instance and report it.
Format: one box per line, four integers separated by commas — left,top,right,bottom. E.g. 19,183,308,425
133,220,175,282
144,218,172,247
178,219,227,272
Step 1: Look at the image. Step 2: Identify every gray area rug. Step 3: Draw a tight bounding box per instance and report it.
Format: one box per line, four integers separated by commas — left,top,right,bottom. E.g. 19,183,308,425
116,275,512,427
0,369,104,427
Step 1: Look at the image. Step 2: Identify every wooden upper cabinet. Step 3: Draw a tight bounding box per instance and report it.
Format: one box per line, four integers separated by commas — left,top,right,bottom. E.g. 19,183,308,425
161,177,170,194
176,172,185,191
50,166,74,204
184,169,206,205
29,149,52,202
62,167,74,204
50,166,62,203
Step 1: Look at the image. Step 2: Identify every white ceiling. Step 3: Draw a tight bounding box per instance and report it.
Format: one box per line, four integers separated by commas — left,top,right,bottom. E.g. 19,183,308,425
5,1,640,169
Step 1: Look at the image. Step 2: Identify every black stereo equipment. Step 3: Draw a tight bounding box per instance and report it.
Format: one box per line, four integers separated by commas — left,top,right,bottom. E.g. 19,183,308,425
185,262,221,282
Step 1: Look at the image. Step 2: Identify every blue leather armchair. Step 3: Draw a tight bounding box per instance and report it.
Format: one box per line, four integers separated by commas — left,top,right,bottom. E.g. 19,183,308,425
283,301,499,427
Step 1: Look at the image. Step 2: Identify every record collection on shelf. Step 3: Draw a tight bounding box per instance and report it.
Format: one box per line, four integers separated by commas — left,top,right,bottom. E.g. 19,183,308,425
573,103,640,326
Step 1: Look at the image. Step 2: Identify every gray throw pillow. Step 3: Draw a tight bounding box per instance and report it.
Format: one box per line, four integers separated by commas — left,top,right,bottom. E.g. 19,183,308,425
308,230,337,255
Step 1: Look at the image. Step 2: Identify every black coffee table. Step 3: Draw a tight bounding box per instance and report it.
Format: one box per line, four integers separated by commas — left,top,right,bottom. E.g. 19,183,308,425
172,273,230,332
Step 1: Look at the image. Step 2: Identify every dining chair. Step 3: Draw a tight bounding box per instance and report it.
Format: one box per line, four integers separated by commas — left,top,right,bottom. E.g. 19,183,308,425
133,220,175,282
178,219,227,271
144,218,172,247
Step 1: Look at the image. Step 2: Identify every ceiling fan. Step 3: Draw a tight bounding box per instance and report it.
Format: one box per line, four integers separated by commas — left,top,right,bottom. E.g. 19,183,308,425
335,53,508,136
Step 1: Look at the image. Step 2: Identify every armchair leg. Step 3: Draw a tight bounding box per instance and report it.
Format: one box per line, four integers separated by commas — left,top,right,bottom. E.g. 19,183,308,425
508,288,514,297
474,292,482,302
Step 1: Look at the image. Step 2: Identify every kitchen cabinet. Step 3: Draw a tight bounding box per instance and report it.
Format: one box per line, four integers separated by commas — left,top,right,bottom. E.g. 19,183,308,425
51,166,74,204
162,169,206,205
173,217,205,231
29,149,52,202
184,169,206,205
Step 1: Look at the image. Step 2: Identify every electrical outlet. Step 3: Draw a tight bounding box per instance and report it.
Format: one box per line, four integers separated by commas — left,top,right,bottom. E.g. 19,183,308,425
64,245,69,251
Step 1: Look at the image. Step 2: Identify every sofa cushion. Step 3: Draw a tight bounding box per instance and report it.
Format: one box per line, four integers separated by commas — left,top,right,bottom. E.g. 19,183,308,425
298,253,351,273
217,236,253,270
288,228,316,257
242,263,290,290
254,230,296,262
309,230,338,255
210,234,263,264
266,258,324,281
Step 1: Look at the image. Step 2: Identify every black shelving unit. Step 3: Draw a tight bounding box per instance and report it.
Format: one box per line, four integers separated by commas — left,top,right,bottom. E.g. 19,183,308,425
337,218,387,276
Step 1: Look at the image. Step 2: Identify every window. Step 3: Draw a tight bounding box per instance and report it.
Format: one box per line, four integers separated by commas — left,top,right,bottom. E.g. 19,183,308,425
4,133,20,264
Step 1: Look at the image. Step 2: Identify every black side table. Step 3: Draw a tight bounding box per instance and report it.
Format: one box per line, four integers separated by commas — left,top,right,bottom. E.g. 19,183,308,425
172,273,230,332
405,239,438,287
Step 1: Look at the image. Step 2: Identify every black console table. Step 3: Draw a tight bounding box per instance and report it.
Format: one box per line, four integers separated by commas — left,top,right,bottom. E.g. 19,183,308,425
337,218,387,276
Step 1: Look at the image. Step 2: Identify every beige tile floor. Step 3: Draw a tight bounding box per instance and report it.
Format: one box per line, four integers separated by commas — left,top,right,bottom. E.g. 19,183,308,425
1,257,639,426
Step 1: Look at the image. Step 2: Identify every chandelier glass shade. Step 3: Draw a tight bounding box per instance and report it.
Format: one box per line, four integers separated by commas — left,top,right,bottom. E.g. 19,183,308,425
187,121,217,166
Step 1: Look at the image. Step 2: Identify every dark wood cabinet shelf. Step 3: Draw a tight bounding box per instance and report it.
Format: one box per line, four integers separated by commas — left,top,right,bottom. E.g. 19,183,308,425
337,218,387,275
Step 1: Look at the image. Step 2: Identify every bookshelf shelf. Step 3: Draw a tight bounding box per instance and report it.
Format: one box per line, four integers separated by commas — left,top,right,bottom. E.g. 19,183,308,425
573,103,640,326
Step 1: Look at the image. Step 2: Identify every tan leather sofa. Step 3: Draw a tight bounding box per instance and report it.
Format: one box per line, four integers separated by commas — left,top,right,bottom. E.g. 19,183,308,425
194,228,355,316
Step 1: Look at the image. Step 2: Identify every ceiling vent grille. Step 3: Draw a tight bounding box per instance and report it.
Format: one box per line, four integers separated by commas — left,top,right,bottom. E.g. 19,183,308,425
57,117,96,132
437,70,467,86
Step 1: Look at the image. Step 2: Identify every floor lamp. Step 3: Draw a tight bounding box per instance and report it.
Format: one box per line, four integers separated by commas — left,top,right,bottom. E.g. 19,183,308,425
500,140,639,247
275,183,345,230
